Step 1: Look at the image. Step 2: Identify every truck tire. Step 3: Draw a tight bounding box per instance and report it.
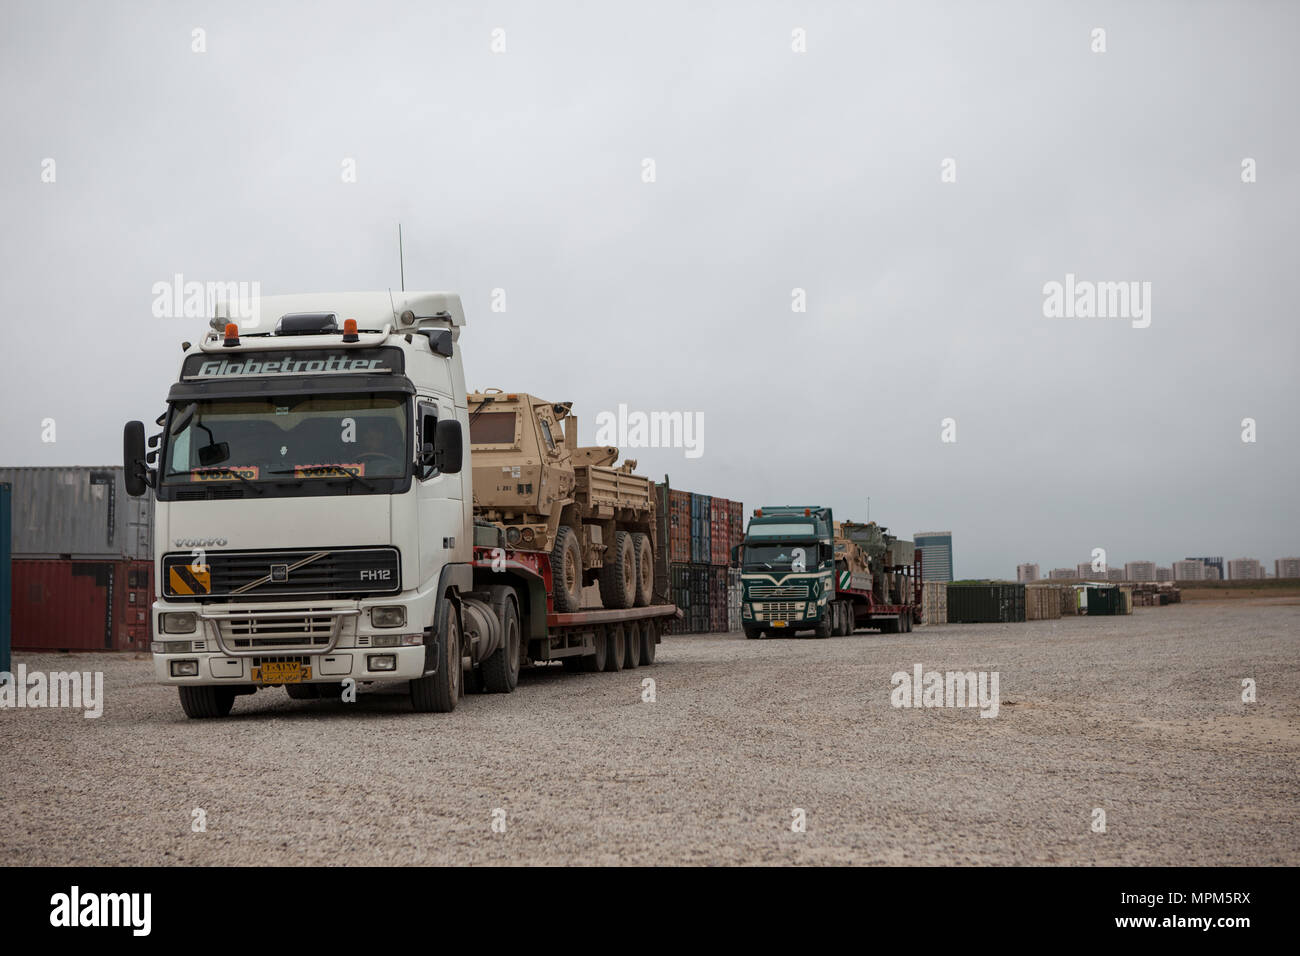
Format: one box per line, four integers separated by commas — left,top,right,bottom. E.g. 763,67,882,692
581,625,608,672
743,625,763,640
551,526,584,613
632,533,653,607
410,603,461,712
814,611,833,639
285,683,320,700
600,531,637,610
624,620,642,668
481,597,521,693
603,623,625,671
178,685,235,719
640,619,658,663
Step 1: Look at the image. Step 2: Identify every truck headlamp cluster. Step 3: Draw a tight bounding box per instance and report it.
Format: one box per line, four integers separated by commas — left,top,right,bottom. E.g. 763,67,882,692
370,606,406,628
507,527,522,546
152,640,193,654
160,612,198,634
371,633,422,648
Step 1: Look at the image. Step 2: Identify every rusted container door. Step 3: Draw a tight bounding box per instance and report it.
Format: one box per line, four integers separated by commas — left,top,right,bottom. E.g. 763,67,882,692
119,560,154,650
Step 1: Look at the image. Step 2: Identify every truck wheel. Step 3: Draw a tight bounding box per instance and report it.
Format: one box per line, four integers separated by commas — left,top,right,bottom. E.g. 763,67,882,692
814,611,833,639
603,623,625,671
743,625,763,640
481,598,521,693
903,613,913,633
551,526,584,613
581,625,608,672
600,531,637,610
640,619,658,663
410,604,460,712
624,621,642,668
285,683,320,700
178,685,235,719
632,533,654,607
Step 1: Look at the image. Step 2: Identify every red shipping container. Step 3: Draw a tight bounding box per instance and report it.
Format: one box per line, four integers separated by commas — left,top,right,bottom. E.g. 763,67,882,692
728,500,744,550
668,489,692,565
710,496,730,565
11,559,154,652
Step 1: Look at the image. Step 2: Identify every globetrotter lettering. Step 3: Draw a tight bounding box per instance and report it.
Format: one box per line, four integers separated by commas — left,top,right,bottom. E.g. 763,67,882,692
196,356,384,376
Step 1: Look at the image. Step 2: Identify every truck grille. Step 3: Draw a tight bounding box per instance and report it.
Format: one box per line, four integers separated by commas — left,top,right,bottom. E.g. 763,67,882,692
749,585,810,599
162,547,400,600
756,601,806,613
218,611,336,650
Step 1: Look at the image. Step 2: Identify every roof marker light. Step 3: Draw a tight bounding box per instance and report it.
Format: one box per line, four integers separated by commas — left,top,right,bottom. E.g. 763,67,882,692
342,318,359,343
223,323,240,348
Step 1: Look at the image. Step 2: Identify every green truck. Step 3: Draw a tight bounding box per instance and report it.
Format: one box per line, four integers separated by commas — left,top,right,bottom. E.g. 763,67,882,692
734,505,921,639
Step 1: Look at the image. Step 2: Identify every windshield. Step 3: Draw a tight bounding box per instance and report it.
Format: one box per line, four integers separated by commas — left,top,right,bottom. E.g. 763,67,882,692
743,542,819,571
163,393,409,484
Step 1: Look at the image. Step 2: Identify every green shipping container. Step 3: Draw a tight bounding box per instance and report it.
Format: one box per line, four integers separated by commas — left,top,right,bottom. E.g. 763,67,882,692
946,583,1026,623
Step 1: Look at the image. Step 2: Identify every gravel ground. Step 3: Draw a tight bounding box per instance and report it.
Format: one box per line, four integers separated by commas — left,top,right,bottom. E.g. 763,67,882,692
2,600,1296,866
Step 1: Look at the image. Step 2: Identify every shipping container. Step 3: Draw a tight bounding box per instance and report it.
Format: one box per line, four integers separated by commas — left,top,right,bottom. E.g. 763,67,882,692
1,482,11,674
1025,586,1062,620
1085,586,1123,616
947,583,1026,623
690,494,712,565
920,581,948,625
1059,586,1081,615
0,466,153,559
667,562,723,634
709,496,730,566
10,558,154,652
728,501,744,559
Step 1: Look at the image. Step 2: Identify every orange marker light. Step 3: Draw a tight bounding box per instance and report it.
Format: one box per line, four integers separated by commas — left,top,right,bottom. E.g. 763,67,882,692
222,323,240,348
342,318,359,343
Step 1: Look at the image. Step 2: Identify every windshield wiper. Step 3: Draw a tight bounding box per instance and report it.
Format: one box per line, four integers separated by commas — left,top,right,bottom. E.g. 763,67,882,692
269,465,376,491
167,467,264,495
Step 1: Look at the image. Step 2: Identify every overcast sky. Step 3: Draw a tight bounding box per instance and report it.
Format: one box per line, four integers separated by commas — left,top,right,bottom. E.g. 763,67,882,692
2,0,1296,577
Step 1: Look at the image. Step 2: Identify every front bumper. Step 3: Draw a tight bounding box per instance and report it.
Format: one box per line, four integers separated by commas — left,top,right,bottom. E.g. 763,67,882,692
152,645,427,684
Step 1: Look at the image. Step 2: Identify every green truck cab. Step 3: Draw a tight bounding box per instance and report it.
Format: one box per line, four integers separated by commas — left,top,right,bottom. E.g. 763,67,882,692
734,505,837,639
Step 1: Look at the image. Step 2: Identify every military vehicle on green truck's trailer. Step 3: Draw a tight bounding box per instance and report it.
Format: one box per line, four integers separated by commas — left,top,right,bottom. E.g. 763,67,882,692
467,390,656,613
735,506,921,638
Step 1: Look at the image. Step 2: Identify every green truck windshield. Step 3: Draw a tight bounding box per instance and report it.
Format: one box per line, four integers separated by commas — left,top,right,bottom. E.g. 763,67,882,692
747,522,816,537
744,543,817,570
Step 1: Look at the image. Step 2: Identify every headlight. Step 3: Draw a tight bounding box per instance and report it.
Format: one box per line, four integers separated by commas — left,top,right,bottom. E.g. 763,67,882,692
506,527,522,546
367,655,397,671
372,633,423,648
370,606,406,628
160,612,197,634
170,660,199,677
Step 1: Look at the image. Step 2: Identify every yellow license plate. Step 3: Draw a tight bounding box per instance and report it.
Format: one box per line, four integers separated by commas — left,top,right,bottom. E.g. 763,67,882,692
772,620,788,628
253,662,312,684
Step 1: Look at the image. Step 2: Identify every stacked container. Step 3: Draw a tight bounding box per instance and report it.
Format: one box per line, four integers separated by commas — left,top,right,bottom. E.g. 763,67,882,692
655,479,742,634
1025,586,1063,621
946,583,1026,623
1,467,156,653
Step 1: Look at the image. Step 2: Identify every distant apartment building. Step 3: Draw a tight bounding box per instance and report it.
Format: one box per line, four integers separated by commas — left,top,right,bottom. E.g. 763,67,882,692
1187,556,1225,579
1172,559,1205,581
1276,558,1300,579
1228,558,1263,580
1017,563,1040,583
1125,561,1157,582
1076,561,1110,579
1202,565,1221,580
1107,568,1124,581
914,532,953,582
1049,568,1075,580
1155,567,1173,582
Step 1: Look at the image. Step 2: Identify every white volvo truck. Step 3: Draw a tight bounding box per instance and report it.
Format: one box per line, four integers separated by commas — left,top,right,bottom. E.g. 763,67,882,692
124,292,676,718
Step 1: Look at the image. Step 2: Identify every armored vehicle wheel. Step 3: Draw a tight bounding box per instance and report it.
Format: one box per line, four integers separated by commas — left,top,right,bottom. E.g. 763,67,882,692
481,597,521,693
410,603,460,712
632,533,653,607
603,622,625,671
581,625,608,672
551,526,584,613
640,619,658,663
178,686,235,719
624,621,641,668
600,531,637,610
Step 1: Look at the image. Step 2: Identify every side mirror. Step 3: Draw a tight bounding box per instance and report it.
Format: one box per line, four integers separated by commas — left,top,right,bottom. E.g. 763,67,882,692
730,545,740,569
433,419,463,474
123,421,148,497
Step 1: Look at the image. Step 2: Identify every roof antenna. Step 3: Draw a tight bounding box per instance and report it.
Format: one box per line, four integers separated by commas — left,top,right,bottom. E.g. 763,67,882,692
398,223,406,292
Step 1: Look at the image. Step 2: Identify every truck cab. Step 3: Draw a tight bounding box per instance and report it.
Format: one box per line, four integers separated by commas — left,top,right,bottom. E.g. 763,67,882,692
736,506,836,638
124,292,483,716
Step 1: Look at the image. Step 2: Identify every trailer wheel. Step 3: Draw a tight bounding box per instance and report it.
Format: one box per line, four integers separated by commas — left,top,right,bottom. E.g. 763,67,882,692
624,620,642,668
551,526,584,613
600,531,637,610
410,603,460,712
632,533,654,607
581,626,608,672
481,597,521,693
178,685,235,719
641,619,658,663
603,622,625,671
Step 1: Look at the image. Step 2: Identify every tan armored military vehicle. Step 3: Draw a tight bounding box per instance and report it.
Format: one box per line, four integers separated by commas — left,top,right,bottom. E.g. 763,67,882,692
467,389,656,612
